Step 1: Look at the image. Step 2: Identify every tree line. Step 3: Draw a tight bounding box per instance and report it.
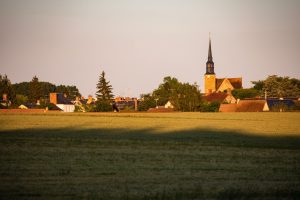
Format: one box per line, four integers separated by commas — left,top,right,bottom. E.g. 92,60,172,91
1,72,300,111
0,74,80,107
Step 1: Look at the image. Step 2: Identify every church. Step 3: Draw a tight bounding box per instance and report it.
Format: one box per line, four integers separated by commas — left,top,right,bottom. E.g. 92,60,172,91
204,36,242,95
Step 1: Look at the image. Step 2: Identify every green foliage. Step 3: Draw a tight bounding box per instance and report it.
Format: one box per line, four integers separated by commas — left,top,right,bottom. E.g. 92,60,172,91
13,81,80,100
232,88,259,100
82,104,95,112
138,94,156,111
152,76,202,111
28,76,42,103
96,71,114,101
55,85,81,100
251,80,264,91
15,94,28,106
13,82,30,97
93,101,113,112
252,75,300,97
0,74,16,104
74,105,85,112
199,101,220,112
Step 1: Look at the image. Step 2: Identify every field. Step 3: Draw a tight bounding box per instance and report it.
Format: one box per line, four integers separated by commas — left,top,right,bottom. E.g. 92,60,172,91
0,112,300,199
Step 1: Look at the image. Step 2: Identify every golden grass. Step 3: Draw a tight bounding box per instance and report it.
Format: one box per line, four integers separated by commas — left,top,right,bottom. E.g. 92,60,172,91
1,112,299,136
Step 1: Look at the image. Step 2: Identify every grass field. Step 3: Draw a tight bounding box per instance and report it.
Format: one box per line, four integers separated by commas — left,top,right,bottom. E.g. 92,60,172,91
0,112,300,199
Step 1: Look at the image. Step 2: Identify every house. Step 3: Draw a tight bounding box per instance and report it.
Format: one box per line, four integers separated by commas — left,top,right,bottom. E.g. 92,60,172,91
204,35,242,94
266,99,295,112
219,99,268,112
164,101,174,109
235,100,269,112
219,104,238,112
114,96,138,111
202,92,236,104
0,93,10,108
50,93,75,112
219,98,298,112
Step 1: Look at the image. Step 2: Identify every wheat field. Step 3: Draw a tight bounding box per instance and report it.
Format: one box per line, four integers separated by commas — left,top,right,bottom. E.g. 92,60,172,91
0,112,299,199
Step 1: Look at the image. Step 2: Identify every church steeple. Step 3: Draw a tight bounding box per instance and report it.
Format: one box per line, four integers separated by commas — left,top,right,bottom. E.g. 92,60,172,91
206,33,215,75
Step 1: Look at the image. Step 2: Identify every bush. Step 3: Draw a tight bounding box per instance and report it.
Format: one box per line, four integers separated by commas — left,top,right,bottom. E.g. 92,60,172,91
93,101,112,112
199,101,220,112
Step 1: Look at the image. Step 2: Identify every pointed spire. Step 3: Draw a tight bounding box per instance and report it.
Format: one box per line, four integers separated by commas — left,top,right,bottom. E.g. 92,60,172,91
205,32,215,75
208,32,213,61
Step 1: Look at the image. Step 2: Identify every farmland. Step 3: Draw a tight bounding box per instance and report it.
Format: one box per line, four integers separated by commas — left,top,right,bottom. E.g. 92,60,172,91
0,112,300,199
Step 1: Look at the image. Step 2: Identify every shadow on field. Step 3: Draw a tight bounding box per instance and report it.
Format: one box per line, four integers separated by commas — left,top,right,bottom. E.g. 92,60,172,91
1,127,300,199
1,127,299,149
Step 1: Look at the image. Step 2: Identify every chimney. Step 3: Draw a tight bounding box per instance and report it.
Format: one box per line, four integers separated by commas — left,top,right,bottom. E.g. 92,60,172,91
50,93,57,104
2,93,7,101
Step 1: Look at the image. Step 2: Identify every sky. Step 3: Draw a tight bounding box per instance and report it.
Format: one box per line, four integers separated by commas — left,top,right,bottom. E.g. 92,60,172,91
0,0,300,98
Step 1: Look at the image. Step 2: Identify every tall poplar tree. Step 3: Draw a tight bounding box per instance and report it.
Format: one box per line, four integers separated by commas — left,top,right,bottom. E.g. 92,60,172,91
96,71,114,101
29,75,42,103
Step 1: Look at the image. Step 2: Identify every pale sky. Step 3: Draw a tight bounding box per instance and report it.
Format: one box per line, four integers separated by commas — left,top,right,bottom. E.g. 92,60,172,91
0,0,300,97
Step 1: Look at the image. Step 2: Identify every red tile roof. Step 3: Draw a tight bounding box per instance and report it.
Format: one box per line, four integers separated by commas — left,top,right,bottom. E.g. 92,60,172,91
203,92,228,102
236,100,266,112
219,104,237,112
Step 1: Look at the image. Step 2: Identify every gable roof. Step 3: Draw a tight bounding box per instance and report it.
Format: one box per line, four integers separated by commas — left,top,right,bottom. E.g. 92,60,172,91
216,78,242,90
228,78,242,89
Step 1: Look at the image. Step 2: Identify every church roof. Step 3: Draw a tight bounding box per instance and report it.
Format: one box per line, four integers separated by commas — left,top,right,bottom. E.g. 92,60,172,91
216,78,242,90
228,78,242,89
202,92,229,102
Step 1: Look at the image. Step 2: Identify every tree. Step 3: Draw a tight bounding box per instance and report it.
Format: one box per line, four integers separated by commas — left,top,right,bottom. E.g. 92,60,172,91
232,88,259,100
252,75,300,98
29,76,42,103
152,76,202,111
55,85,81,100
199,101,220,112
138,94,156,111
96,71,114,101
0,74,16,105
94,71,114,112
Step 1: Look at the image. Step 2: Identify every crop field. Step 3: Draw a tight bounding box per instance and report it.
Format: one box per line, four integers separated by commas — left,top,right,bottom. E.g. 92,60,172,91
0,112,300,199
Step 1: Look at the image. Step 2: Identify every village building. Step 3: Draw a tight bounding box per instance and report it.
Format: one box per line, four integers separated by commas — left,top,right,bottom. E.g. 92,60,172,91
50,93,75,112
164,101,174,109
219,98,297,112
202,92,236,104
204,36,242,95
114,96,138,111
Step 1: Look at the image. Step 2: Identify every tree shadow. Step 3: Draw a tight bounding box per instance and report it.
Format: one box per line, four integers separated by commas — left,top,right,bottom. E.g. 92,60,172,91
0,127,299,149
0,127,300,199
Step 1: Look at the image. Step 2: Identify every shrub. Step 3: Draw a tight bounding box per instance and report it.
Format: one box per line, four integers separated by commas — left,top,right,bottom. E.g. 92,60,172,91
93,101,112,112
199,101,220,112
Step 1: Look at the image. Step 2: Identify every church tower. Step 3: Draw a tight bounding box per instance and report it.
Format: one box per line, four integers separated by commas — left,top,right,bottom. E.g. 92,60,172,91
204,34,216,94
